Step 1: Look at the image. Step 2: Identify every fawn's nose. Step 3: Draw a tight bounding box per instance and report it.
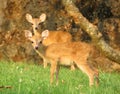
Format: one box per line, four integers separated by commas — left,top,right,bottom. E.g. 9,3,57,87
35,27,38,30
35,46,38,50
40,41,42,44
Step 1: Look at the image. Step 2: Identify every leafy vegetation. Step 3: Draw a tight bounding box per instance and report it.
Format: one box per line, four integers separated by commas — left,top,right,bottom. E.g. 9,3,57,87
0,61,120,94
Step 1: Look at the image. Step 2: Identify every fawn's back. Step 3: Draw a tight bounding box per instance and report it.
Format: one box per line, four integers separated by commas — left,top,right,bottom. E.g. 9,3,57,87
42,30,72,46
45,41,92,65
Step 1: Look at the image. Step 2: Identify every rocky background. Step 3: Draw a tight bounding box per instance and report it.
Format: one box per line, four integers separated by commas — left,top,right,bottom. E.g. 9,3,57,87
0,0,120,72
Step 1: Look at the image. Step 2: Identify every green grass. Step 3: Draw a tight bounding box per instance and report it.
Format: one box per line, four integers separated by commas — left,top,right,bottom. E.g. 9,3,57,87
0,61,120,94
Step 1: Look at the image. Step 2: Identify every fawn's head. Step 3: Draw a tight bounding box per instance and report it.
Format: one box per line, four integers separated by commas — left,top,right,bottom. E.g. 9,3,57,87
26,13,46,31
24,30,49,50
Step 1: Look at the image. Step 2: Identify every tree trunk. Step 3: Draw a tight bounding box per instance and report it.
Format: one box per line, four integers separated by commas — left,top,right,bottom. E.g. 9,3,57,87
62,0,120,64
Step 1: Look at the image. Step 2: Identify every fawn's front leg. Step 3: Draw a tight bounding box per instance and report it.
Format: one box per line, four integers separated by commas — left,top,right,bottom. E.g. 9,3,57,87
50,60,57,84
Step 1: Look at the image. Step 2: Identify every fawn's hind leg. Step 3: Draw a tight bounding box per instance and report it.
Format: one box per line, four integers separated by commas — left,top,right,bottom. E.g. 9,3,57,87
75,58,98,86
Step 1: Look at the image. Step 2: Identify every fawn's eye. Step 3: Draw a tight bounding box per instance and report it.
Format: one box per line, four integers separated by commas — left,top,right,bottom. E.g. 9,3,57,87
31,41,34,43
39,22,44,25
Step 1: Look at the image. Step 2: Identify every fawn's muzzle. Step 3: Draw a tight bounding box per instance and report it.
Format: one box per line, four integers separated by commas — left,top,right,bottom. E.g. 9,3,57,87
35,46,39,50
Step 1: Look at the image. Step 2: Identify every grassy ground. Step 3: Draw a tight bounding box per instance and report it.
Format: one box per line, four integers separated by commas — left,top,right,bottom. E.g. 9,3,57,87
0,61,120,94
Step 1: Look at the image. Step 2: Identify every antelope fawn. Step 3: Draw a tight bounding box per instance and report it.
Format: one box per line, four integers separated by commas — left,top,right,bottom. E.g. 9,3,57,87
38,30,99,86
26,13,46,33
24,30,75,70
25,13,75,70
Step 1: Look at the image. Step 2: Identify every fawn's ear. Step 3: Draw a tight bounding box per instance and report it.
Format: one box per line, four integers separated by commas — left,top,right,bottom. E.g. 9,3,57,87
26,13,33,23
39,13,46,22
24,30,33,38
41,30,49,39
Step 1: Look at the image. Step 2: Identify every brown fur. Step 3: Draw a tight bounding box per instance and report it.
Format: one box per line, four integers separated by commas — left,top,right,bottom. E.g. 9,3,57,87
42,30,72,46
45,41,99,86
